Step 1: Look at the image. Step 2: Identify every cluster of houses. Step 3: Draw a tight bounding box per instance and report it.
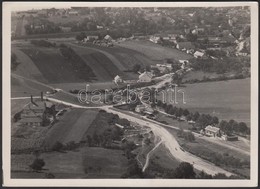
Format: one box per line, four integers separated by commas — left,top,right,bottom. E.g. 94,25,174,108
149,26,249,58
81,34,114,47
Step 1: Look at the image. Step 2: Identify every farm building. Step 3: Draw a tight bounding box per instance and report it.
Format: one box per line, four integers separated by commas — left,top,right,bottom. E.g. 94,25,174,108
149,36,161,44
104,35,113,41
138,71,153,82
84,36,99,42
19,94,55,127
151,63,172,74
68,10,78,15
135,104,154,115
114,75,123,85
204,125,220,137
194,51,206,58
221,134,238,141
176,42,195,51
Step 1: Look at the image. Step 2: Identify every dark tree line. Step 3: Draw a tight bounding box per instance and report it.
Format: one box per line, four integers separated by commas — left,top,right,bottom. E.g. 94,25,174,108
156,100,249,135
30,39,56,47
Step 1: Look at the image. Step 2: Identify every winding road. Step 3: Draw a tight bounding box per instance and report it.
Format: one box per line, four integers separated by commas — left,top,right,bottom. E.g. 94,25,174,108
11,73,241,176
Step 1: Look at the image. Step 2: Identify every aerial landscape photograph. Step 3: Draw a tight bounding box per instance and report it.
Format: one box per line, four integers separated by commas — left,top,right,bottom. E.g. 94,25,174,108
4,2,257,186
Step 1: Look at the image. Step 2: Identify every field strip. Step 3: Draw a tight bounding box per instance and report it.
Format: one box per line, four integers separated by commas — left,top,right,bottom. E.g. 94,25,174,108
68,43,126,71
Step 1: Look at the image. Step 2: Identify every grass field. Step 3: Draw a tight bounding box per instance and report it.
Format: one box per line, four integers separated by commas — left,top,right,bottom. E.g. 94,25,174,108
159,78,250,126
43,109,98,148
11,75,52,98
11,146,128,178
149,143,180,170
12,48,48,83
117,40,193,61
82,147,128,178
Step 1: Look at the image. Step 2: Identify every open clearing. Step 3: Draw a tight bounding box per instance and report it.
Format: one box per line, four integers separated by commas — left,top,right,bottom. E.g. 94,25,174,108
159,78,250,126
43,109,98,148
117,40,193,61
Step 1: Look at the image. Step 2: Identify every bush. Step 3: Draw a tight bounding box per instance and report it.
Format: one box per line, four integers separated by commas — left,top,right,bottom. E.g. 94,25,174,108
52,141,64,151
30,158,45,171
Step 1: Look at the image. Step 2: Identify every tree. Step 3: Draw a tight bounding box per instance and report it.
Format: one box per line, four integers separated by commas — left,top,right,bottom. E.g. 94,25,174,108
183,109,190,116
212,116,219,125
76,32,86,41
30,158,45,171
52,141,63,151
238,122,248,134
87,135,92,147
132,64,141,73
193,112,200,121
174,162,196,178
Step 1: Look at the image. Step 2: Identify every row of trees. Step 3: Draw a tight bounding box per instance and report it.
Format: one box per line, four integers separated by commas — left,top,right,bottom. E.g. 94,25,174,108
30,39,56,47
24,18,61,35
190,57,250,75
156,100,249,135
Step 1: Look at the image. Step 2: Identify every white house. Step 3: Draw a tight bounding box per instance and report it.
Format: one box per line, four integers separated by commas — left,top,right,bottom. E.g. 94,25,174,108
149,36,161,44
194,51,206,58
114,75,123,85
204,125,220,137
138,71,153,83
104,35,113,41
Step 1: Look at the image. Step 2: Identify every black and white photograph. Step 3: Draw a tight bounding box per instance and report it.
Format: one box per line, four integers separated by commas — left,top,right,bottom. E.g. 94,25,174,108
2,1,258,187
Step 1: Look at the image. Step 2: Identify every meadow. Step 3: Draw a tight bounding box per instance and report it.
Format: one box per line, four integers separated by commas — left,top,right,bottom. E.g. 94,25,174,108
11,147,128,178
117,40,193,61
158,78,250,126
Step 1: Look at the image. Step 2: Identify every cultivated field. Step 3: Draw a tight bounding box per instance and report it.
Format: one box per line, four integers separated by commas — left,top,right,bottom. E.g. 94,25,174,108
20,47,95,83
77,43,156,69
43,108,99,148
68,43,139,81
117,40,193,61
159,78,250,126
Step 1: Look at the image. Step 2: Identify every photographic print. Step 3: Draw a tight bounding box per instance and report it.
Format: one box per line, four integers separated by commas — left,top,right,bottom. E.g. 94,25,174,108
2,1,258,187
